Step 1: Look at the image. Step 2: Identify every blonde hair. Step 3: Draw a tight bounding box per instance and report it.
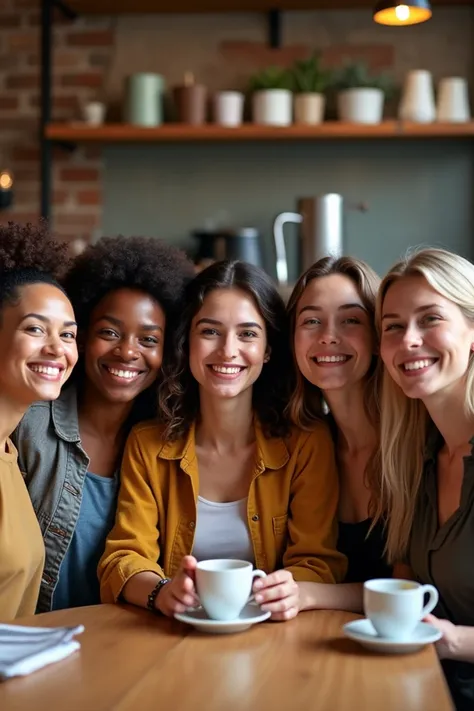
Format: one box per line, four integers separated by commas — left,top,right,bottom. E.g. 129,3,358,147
287,255,381,430
376,247,474,563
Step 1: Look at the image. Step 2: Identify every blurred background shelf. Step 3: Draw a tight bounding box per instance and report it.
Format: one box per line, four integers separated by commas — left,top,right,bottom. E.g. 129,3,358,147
66,0,474,14
46,121,474,143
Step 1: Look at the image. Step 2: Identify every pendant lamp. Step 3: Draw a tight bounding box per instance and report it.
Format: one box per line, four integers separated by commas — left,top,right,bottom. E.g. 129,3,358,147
373,1,432,26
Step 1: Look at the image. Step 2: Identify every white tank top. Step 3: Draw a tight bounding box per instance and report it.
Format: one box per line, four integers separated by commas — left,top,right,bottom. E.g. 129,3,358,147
192,496,255,564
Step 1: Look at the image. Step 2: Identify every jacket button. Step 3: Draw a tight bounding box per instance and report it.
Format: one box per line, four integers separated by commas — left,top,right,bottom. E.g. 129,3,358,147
189,521,195,529
252,514,259,522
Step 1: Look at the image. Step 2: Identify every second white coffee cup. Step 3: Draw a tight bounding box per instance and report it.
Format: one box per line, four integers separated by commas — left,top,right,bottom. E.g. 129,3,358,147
363,578,438,640
195,559,266,621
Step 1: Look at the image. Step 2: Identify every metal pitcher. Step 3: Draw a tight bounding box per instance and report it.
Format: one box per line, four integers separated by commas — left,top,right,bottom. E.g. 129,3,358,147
273,194,344,287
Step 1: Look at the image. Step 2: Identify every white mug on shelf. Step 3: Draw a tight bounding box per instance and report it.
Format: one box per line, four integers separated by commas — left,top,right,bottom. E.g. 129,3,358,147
399,70,436,123
214,91,244,127
82,101,106,126
437,77,471,123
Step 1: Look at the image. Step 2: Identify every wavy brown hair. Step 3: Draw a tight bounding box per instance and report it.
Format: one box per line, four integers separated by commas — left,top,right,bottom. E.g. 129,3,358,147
287,255,381,429
159,260,292,441
287,256,382,512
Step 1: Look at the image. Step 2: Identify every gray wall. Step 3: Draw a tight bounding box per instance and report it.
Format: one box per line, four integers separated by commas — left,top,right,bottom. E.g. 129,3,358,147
101,6,474,280
103,139,474,280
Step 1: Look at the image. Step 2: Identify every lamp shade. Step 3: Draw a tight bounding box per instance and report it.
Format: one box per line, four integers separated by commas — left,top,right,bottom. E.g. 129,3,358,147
373,1,432,26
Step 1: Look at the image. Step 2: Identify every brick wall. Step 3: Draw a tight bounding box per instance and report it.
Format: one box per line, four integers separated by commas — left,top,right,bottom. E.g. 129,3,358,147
0,0,114,243
0,4,472,246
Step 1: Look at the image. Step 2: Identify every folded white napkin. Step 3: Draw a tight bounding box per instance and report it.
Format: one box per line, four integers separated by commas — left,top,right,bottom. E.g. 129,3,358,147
0,623,84,680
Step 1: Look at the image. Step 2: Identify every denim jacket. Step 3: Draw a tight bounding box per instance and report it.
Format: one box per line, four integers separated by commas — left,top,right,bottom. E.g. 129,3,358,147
11,385,90,613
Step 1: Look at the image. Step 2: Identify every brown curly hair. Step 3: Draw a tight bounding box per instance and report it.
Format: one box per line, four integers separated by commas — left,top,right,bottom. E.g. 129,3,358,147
0,220,70,312
159,260,293,441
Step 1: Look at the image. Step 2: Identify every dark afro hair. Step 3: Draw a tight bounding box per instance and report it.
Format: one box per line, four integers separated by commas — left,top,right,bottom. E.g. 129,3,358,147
0,221,70,311
63,235,195,332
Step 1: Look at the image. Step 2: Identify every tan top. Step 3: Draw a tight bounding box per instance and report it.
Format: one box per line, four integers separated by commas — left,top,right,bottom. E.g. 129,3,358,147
0,438,45,620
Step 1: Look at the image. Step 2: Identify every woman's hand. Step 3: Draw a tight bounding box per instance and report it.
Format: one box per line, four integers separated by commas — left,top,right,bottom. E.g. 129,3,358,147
252,569,300,621
424,614,459,660
155,555,199,617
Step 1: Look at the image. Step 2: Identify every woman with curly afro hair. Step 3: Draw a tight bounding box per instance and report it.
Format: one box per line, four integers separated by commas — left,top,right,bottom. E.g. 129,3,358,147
99,261,346,622
0,221,78,620
13,235,194,613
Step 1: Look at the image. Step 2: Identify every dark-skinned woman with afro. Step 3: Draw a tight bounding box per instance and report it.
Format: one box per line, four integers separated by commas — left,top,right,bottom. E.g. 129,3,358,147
12,235,194,613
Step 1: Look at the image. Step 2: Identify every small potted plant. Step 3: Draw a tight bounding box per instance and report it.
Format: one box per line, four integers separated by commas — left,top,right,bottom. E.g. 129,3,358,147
333,61,393,124
248,66,293,126
291,53,332,125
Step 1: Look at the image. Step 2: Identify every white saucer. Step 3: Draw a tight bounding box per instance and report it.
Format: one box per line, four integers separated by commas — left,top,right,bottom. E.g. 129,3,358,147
343,619,442,654
174,603,271,634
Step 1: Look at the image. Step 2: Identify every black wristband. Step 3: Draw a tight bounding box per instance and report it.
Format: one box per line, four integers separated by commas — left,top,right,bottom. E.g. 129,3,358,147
147,578,171,613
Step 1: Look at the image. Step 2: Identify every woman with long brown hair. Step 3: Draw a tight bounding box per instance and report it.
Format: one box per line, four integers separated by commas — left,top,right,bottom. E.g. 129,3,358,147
287,255,390,612
99,260,346,621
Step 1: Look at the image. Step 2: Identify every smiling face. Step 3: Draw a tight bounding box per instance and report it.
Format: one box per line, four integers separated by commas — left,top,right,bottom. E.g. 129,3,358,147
293,273,375,394
380,275,474,403
0,282,78,407
189,287,268,402
83,287,165,405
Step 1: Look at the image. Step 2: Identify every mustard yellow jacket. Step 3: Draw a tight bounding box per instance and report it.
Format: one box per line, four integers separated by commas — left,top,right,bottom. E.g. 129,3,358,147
99,420,347,603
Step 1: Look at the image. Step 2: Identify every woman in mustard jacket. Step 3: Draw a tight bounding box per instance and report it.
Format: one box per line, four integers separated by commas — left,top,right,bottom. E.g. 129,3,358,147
99,261,346,620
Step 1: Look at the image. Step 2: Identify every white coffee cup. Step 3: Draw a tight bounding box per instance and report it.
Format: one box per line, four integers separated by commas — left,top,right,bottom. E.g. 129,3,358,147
364,578,438,640
195,559,266,621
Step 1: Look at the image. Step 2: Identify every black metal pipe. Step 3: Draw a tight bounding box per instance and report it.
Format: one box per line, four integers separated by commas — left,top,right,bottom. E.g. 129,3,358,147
53,0,78,21
40,0,52,221
268,9,282,49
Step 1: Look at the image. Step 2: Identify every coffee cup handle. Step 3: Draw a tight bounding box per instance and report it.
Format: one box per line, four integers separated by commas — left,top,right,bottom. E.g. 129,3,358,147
248,569,267,604
420,584,439,617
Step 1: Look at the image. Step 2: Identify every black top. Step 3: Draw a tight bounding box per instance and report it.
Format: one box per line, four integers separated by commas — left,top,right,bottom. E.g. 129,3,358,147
337,517,391,584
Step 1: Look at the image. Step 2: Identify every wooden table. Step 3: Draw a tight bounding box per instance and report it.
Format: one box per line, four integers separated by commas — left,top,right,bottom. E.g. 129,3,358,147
0,605,453,711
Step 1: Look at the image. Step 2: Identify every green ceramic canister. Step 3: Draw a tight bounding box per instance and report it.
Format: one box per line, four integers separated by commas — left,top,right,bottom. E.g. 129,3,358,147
125,73,165,126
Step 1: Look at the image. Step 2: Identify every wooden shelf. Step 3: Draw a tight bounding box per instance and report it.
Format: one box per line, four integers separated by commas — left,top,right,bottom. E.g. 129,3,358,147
67,0,473,14
46,121,474,144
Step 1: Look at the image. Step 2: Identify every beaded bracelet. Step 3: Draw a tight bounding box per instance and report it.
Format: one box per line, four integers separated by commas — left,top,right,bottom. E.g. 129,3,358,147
147,578,171,613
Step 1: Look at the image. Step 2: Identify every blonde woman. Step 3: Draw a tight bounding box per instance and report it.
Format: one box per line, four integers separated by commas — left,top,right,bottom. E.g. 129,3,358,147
287,256,390,614
378,248,474,711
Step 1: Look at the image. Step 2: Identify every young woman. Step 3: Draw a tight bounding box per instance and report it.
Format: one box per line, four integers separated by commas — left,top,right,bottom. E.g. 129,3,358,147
13,235,193,613
0,222,78,620
287,256,390,613
99,260,346,621
378,248,474,711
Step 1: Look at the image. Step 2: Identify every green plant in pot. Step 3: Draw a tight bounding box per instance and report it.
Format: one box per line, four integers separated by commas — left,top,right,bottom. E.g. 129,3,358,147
291,53,333,125
333,61,394,124
248,66,293,126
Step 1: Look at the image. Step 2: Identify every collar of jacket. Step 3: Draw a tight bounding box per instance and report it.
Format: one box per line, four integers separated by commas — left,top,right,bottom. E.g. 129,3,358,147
51,384,81,443
424,424,474,462
158,419,289,476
